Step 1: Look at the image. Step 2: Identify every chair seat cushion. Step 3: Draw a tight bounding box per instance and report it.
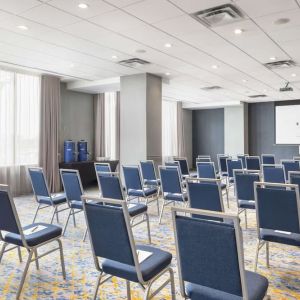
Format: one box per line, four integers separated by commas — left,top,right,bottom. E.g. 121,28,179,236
144,179,160,186
128,187,158,197
128,204,147,217
260,228,300,246
4,222,62,247
164,192,188,202
102,245,172,283
38,193,66,206
70,200,83,209
186,270,268,300
238,200,255,209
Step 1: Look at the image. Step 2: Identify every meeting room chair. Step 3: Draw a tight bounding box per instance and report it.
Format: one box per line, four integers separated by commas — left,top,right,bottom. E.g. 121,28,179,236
262,164,285,184
289,171,300,191
140,160,160,188
28,167,68,224
174,157,197,178
123,166,159,215
60,169,88,241
196,155,211,163
234,170,261,229
158,166,188,224
293,156,300,161
0,185,66,299
254,182,300,271
97,172,151,244
172,207,269,300
246,156,261,171
82,195,175,300
217,154,231,179
94,162,111,174
227,158,243,185
261,154,275,165
237,154,249,169
165,161,183,179
281,160,300,181
196,162,229,207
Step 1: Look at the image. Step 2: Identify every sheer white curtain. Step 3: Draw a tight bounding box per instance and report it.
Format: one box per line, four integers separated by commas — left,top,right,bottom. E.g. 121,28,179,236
162,100,178,162
0,69,40,195
104,92,117,160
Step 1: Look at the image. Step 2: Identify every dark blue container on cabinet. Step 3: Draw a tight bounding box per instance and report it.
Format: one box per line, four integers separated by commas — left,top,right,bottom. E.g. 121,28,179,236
78,140,89,162
64,140,75,163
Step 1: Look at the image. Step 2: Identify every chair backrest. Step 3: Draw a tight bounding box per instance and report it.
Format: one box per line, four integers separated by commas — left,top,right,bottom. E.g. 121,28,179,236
174,158,189,176
97,173,124,200
0,185,21,236
246,156,260,171
186,179,224,221
255,182,300,234
237,154,248,169
196,162,216,179
140,160,157,181
165,161,183,178
289,171,300,191
293,156,300,162
28,167,50,198
172,207,247,299
60,169,83,202
196,157,211,163
94,163,111,176
234,170,260,202
217,155,230,174
281,160,300,180
261,154,275,165
227,159,243,178
198,155,211,159
262,165,285,184
122,166,143,191
159,166,182,196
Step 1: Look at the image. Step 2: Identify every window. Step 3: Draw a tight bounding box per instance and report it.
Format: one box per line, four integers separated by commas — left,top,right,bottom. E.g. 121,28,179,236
162,100,178,160
0,69,40,167
104,92,117,160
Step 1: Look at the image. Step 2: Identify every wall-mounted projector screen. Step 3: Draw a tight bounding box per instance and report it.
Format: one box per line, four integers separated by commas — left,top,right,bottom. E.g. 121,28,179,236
275,104,300,144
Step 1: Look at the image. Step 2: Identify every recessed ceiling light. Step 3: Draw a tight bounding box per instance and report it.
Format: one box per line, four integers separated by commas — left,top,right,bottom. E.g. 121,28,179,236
165,72,171,76
269,56,277,61
78,3,89,9
111,55,118,59
274,18,290,25
17,25,28,31
291,73,297,77
211,65,219,69
234,28,243,35
69,63,75,68
242,79,247,83
136,49,146,53
164,43,172,48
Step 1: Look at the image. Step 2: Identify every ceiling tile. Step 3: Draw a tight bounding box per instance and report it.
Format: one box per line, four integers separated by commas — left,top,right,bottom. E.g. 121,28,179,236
104,0,144,8
0,0,41,14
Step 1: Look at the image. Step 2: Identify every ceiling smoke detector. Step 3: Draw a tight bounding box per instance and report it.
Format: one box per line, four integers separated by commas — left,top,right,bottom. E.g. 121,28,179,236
201,86,222,91
264,59,296,69
118,58,150,68
191,4,244,27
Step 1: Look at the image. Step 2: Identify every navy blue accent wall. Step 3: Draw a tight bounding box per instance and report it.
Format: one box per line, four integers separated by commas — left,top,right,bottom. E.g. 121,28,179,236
192,109,224,166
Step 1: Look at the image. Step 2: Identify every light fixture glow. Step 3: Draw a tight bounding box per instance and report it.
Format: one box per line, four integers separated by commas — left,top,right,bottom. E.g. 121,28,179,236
78,3,89,9
291,73,297,77
234,28,243,35
242,79,247,83
269,56,277,61
165,72,171,76
211,65,219,69
111,55,118,59
17,25,28,31
69,63,75,68
164,43,172,48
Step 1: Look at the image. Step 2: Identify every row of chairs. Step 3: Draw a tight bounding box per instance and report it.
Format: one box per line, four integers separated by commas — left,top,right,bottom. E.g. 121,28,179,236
0,183,270,299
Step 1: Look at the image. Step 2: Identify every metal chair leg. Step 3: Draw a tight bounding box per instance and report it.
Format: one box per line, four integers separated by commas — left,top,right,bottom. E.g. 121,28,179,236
226,188,229,208
254,240,263,272
50,206,57,224
34,249,39,270
244,209,248,229
63,209,72,236
56,209,59,223
146,214,151,244
266,242,270,268
32,204,41,223
83,227,88,242
156,197,160,216
158,201,166,225
0,243,7,263
57,239,66,279
93,272,103,300
169,268,176,300
126,280,131,300
16,250,33,299
72,209,76,227
17,246,22,263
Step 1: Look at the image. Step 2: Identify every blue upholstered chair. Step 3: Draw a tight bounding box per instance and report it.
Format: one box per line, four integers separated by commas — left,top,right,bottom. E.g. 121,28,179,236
122,166,159,215
217,154,230,178
234,170,260,229
227,158,243,184
246,156,261,171
196,156,211,164
281,160,300,181
28,167,68,224
0,185,66,299
237,154,249,169
140,160,160,188
97,172,151,244
174,157,197,178
254,182,300,271
159,166,188,224
172,207,269,300
60,169,88,241
261,154,275,165
289,171,300,190
82,196,175,300
262,164,285,184
196,162,229,207
94,162,111,175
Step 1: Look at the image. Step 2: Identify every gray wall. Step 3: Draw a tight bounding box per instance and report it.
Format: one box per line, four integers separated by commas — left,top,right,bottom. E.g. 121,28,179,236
60,83,94,161
248,101,298,162
192,108,224,166
183,109,193,168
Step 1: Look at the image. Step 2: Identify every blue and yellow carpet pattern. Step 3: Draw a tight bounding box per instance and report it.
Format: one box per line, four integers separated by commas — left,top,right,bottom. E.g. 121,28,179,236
0,188,300,299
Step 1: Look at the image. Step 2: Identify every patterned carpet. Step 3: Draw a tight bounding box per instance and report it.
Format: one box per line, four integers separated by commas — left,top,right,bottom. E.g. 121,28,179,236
0,187,300,299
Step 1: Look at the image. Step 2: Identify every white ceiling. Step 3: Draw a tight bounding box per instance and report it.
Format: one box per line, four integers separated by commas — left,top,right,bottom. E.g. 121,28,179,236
1,0,300,107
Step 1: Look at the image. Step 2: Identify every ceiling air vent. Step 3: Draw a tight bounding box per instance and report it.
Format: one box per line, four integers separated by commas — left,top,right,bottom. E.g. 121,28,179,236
118,58,150,68
191,4,244,27
201,86,222,91
264,60,296,69
248,94,267,98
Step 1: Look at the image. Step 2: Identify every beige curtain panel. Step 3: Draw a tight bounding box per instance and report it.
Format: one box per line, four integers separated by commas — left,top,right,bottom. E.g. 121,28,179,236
177,101,186,158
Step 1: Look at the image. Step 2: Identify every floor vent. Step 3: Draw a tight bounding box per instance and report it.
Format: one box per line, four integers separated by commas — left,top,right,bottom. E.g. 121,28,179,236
191,4,244,27
264,60,296,69
118,58,150,68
